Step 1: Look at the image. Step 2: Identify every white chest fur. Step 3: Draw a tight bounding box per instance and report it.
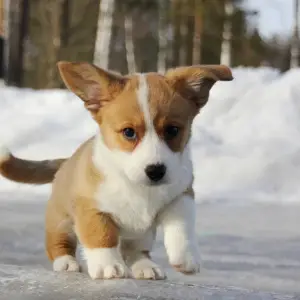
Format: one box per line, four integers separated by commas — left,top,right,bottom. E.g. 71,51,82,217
92,132,194,238
95,176,186,238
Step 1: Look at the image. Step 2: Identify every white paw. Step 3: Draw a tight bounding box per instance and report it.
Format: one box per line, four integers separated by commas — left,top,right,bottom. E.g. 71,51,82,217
84,248,130,279
170,246,201,274
53,255,80,272
131,258,166,280
89,262,129,279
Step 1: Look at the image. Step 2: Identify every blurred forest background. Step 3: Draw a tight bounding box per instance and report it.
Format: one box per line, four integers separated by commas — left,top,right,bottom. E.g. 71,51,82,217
0,0,299,89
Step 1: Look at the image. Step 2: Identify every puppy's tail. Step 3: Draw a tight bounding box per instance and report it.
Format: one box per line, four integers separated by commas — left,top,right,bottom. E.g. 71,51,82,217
0,147,67,184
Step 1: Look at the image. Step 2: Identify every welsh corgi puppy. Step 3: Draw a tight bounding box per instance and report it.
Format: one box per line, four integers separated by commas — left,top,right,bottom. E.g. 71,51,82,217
0,62,233,280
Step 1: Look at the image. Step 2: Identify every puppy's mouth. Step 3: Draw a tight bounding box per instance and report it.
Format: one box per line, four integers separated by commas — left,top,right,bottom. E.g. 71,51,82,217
143,178,169,187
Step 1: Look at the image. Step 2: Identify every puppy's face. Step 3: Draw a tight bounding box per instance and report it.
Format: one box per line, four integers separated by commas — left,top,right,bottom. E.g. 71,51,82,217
58,62,233,186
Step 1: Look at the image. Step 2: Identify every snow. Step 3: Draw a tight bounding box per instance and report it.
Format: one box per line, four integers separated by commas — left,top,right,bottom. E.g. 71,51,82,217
0,146,9,162
1,67,300,203
1,263,298,299
1,200,300,296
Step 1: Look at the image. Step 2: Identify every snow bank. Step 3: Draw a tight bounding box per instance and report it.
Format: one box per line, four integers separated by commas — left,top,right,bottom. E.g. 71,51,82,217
1,67,300,203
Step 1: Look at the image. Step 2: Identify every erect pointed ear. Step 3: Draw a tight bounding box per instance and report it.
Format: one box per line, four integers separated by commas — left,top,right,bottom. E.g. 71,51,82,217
57,61,128,115
165,65,233,112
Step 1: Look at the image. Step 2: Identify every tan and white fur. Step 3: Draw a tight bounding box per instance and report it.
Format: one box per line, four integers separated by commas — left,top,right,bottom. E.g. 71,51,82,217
0,61,233,280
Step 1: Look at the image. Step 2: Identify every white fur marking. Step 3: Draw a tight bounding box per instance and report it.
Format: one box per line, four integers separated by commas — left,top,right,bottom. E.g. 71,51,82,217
130,256,165,280
84,247,130,279
136,74,152,129
53,255,80,272
158,194,201,274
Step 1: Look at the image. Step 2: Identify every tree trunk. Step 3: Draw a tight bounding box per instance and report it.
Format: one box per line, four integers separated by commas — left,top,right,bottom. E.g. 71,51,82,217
61,0,69,48
4,0,28,86
290,0,299,68
0,0,4,37
220,0,233,66
171,0,181,67
166,1,174,68
46,0,63,89
108,0,127,74
124,8,136,73
157,0,169,73
179,0,188,66
0,0,6,78
94,0,115,69
22,0,63,89
192,0,203,65
132,1,158,73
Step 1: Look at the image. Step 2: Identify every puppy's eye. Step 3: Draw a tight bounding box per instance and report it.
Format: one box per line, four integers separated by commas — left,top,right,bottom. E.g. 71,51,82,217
164,125,180,140
122,128,137,140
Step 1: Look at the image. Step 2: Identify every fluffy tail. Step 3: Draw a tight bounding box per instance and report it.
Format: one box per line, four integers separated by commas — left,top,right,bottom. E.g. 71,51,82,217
0,147,67,184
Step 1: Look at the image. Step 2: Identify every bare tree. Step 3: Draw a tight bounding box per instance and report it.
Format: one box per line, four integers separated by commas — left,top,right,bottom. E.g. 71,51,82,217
157,0,169,73
94,0,115,69
290,0,299,68
179,0,189,66
168,0,180,68
0,0,4,78
220,0,234,66
192,0,203,65
46,0,63,88
3,0,28,86
124,4,136,73
0,0,4,37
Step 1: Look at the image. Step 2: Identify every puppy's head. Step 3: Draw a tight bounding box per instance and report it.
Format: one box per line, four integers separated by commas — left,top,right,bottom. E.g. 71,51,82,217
58,62,233,186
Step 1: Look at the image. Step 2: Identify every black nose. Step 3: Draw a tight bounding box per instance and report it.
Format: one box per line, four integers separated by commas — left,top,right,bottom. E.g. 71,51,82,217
145,164,166,182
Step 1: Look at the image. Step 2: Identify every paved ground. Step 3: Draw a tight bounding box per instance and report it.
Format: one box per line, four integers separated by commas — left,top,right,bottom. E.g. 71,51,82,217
0,190,300,299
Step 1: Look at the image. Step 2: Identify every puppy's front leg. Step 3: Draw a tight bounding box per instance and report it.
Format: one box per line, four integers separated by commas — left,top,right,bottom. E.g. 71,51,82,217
158,193,200,274
74,203,130,279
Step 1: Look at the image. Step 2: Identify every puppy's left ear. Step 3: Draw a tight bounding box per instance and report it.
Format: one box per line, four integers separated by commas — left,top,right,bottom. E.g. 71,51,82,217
165,65,233,112
57,61,127,117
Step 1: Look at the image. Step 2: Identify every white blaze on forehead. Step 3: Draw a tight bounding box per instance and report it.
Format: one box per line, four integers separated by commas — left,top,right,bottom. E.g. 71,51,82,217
136,74,153,130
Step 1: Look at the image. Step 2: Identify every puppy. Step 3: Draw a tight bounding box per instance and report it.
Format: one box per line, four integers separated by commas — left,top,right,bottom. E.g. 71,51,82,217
0,62,233,280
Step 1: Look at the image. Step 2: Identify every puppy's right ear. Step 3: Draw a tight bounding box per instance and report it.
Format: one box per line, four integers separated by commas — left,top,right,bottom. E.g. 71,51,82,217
165,64,233,114
57,61,127,116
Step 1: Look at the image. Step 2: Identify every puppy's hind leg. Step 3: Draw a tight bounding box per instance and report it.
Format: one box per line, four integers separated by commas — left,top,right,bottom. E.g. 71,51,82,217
45,201,80,272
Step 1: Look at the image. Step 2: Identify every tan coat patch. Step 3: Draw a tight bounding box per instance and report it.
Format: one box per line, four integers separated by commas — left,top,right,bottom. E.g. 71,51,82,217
45,138,119,260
